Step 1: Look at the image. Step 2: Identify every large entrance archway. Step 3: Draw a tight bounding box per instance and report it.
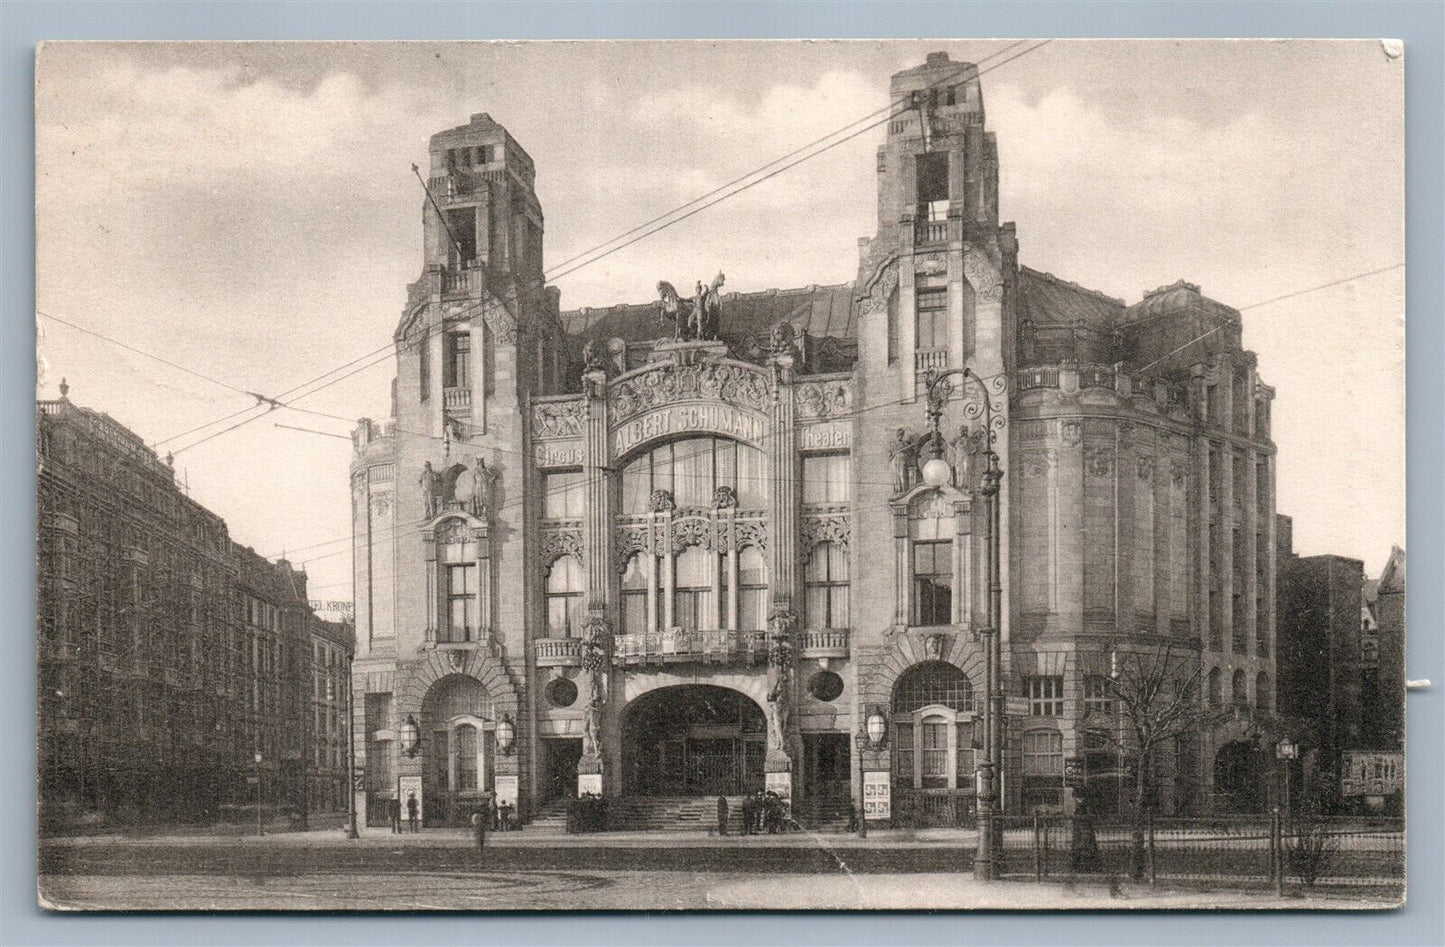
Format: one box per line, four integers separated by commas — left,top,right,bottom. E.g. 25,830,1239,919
420,673,495,826
621,685,766,796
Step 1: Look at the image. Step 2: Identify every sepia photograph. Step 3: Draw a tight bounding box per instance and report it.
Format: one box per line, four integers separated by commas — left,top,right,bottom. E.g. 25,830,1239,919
33,37,1407,912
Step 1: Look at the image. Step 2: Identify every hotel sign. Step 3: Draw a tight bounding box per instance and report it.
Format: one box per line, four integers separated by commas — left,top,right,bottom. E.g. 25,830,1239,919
612,403,767,456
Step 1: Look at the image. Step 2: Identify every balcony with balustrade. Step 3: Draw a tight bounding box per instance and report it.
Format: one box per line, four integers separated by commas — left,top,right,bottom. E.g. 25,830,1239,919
913,217,961,246
443,386,472,414
613,628,769,667
534,637,583,667
798,628,850,660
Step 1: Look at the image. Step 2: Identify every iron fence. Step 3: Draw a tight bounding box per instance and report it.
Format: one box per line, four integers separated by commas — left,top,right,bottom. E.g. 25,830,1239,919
994,812,1403,893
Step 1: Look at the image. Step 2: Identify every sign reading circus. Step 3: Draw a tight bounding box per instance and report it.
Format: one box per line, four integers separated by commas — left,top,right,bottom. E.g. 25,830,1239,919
612,402,768,457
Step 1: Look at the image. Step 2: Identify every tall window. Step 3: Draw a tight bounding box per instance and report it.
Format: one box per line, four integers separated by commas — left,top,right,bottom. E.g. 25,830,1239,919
1208,668,1222,708
915,151,950,219
543,470,586,519
673,547,714,631
544,555,584,638
920,717,951,788
441,533,478,643
910,492,954,627
454,723,478,790
805,541,850,630
620,553,649,635
1231,668,1248,706
916,287,948,351
912,541,952,626
622,437,766,513
1026,675,1064,716
1023,730,1064,777
418,332,430,401
482,323,495,396
444,330,471,388
802,453,852,504
737,545,768,632
1255,671,1272,712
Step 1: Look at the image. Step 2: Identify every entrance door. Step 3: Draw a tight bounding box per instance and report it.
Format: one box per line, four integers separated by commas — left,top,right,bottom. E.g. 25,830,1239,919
623,685,766,795
803,733,852,798
543,738,583,802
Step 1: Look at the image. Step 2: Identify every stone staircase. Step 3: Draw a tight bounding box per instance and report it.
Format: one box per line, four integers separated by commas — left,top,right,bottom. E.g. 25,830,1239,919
525,797,572,834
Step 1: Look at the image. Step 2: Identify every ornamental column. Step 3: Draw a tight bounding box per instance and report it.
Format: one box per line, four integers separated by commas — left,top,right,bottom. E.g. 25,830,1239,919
580,363,612,793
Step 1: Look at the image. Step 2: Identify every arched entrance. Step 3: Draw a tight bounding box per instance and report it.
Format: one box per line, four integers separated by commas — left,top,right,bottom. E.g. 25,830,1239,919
1213,740,1267,813
622,685,765,796
421,673,495,825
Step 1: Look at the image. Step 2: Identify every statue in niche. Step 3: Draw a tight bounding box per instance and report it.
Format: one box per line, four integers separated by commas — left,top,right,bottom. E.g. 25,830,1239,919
419,461,440,519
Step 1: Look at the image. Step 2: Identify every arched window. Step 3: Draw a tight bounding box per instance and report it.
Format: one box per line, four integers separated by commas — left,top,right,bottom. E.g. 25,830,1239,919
440,526,478,643
621,437,766,513
1255,671,1271,712
674,547,714,631
805,541,850,630
1208,668,1222,709
891,662,975,792
544,555,584,638
737,545,768,632
1231,669,1248,706
620,553,649,635
910,492,955,626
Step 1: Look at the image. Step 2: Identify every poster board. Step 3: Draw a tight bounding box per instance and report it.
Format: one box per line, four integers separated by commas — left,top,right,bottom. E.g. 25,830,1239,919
765,770,792,804
495,774,519,809
577,773,603,796
862,770,891,820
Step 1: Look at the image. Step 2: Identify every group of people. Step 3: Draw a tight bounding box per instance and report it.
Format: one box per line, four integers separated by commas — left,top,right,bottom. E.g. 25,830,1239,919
718,790,792,836
387,792,421,834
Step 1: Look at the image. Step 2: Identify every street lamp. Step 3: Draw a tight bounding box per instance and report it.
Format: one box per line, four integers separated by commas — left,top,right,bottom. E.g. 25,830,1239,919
854,709,888,838
1276,736,1298,823
921,366,1003,882
496,713,516,756
399,714,421,758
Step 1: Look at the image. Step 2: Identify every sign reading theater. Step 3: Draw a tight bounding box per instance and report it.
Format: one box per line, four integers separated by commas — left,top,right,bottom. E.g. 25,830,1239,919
612,403,767,457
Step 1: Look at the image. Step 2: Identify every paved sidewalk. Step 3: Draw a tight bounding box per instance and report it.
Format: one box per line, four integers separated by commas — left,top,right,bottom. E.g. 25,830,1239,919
46,824,978,849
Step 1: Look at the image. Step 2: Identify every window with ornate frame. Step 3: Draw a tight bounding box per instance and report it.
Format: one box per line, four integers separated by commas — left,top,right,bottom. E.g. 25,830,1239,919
545,554,584,638
802,453,852,504
440,530,478,643
620,436,766,514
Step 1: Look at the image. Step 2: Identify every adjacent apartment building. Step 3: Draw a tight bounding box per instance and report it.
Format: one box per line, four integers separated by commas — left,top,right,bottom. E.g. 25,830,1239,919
37,383,354,826
348,52,1281,828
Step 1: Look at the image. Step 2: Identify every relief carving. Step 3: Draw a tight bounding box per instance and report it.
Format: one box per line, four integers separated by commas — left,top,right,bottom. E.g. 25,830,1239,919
609,361,770,422
532,400,584,438
795,381,853,419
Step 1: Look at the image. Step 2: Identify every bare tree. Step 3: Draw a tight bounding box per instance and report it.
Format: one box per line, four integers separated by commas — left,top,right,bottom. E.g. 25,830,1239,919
1084,643,1204,880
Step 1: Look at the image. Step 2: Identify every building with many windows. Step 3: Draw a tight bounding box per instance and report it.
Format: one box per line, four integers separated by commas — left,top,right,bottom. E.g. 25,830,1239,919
37,384,354,827
348,52,1281,829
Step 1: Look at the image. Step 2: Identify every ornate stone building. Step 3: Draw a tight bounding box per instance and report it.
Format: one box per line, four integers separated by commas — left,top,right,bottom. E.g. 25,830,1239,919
348,52,1280,828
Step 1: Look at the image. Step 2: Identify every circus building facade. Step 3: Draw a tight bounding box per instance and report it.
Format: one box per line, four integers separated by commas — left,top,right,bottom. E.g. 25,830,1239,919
348,52,1281,829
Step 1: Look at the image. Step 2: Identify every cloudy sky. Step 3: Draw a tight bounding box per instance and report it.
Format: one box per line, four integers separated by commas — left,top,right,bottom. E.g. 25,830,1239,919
35,40,1404,610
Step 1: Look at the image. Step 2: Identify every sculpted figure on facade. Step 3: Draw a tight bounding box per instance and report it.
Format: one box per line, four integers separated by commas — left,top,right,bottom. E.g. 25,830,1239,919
419,461,440,519
890,428,928,496
765,607,797,754
948,423,972,490
769,320,797,360
470,455,495,518
695,272,725,340
580,614,610,762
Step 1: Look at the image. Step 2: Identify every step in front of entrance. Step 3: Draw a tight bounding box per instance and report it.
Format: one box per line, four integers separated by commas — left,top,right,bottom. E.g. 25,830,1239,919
528,796,854,834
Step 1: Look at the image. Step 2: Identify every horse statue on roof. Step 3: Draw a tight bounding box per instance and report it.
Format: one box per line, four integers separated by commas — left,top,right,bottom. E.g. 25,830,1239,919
657,281,696,341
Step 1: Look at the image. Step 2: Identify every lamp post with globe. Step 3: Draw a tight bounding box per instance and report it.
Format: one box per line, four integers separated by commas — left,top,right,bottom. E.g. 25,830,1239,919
918,366,1003,882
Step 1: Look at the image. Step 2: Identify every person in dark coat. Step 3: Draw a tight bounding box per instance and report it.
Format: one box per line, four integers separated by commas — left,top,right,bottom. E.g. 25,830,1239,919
717,795,730,836
764,791,781,834
389,796,401,834
406,792,419,833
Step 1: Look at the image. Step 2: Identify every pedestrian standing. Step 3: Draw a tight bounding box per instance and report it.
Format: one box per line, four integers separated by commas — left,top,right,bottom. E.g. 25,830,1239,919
389,796,401,834
717,795,730,836
406,791,419,833
471,808,487,854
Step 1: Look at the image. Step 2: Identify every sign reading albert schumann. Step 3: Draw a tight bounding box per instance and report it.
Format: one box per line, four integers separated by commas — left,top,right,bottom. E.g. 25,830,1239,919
34,39,1406,911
